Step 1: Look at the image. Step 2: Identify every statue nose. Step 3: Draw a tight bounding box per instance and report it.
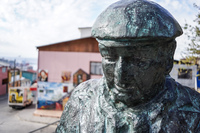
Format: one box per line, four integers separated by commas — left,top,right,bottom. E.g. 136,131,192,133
115,57,132,83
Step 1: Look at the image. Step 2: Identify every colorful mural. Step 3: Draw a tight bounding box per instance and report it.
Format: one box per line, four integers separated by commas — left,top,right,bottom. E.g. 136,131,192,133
38,69,48,82
61,71,71,83
37,82,72,110
73,69,90,87
8,69,22,88
8,87,33,108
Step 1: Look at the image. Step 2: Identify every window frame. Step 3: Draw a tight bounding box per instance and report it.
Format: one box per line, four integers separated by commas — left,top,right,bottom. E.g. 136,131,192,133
90,61,103,76
2,67,6,73
178,68,192,79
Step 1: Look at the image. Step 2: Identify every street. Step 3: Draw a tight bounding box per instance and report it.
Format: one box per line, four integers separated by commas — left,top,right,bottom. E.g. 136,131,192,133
0,94,58,133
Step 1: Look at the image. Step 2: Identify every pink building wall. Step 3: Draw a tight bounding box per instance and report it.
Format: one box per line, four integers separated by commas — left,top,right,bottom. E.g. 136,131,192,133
0,67,8,95
38,51,103,83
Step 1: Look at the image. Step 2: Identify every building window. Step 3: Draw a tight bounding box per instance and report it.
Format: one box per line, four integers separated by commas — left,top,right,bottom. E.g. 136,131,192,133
2,67,6,73
90,62,103,75
178,68,192,79
2,78,8,85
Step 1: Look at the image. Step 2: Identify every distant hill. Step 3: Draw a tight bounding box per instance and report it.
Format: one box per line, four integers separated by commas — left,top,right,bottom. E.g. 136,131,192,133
0,56,37,71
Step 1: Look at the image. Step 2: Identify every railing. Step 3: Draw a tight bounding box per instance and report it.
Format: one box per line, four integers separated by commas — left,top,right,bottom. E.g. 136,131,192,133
29,120,60,133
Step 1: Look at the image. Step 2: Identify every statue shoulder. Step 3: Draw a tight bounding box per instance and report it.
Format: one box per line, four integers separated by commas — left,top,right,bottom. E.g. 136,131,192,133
178,84,200,108
166,76,200,110
71,79,101,98
166,76,200,99
56,79,102,132
171,77,200,102
65,78,102,109
176,84,200,131
164,76,200,131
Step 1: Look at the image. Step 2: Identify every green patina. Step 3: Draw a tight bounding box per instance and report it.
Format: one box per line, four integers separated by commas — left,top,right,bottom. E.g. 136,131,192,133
56,0,200,133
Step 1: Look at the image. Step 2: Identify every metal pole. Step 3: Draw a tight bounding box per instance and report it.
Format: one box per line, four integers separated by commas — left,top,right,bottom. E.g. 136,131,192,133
29,120,60,133
13,59,16,87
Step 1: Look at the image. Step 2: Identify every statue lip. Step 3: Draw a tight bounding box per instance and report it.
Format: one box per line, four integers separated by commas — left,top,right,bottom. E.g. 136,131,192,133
114,83,136,93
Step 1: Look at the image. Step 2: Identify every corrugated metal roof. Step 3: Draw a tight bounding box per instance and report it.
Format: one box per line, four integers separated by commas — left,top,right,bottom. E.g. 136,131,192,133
36,37,93,49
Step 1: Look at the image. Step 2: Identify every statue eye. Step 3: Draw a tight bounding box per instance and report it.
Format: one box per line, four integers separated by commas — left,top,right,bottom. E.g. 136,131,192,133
133,58,152,68
104,56,117,62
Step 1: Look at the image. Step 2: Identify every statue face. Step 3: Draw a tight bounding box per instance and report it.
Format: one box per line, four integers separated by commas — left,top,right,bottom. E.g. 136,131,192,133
99,40,167,102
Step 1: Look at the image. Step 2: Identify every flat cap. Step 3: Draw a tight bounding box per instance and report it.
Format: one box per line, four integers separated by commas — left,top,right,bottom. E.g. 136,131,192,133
92,0,183,41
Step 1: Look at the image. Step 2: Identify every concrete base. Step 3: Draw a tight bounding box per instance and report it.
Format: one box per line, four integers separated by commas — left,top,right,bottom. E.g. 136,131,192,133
33,109,63,118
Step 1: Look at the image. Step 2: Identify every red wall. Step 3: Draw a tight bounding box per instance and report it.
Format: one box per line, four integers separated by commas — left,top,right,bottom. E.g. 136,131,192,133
0,67,8,95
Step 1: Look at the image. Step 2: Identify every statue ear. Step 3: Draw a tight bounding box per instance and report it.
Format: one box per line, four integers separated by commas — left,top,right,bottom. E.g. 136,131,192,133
165,57,174,75
165,40,176,75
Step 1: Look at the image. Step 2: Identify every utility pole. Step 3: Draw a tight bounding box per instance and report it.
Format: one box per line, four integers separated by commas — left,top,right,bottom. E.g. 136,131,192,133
12,59,16,87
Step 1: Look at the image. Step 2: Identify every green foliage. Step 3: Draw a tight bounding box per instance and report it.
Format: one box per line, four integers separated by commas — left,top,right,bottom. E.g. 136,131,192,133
183,4,200,65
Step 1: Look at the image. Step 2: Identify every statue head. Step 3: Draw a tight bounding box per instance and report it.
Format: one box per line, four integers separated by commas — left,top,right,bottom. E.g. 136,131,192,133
92,0,182,106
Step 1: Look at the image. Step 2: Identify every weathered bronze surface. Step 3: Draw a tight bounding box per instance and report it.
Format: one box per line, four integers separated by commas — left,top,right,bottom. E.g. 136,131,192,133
91,0,182,40
56,0,200,132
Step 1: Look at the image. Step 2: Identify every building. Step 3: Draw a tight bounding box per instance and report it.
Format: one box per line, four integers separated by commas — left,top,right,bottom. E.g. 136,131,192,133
7,68,22,88
0,62,9,95
36,28,103,111
170,64,197,89
22,70,37,84
37,27,102,87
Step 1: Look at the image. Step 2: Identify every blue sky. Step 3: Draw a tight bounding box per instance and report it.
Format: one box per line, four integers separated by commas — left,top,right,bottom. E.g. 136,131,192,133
0,0,199,60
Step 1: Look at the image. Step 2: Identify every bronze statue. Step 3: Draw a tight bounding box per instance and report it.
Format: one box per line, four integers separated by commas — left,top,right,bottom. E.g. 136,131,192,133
56,0,200,132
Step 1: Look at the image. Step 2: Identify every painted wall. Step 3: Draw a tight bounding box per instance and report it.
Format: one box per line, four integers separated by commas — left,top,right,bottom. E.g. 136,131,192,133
22,71,37,84
38,51,103,83
37,82,72,110
0,67,8,95
170,64,197,89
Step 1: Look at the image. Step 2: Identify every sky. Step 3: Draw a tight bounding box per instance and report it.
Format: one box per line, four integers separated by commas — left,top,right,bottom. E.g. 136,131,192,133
0,0,200,60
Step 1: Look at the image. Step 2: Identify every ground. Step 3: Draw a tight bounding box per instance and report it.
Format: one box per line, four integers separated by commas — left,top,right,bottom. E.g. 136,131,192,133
0,94,59,133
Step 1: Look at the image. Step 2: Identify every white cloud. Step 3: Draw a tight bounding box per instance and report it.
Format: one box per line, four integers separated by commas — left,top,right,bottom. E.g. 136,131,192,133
153,0,199,60
0,0,101,58
0,0,198,60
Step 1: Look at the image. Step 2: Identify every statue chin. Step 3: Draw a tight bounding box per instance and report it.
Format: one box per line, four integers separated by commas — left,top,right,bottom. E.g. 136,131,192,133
106,84,145,107
112,90,146,107
105,78,165,107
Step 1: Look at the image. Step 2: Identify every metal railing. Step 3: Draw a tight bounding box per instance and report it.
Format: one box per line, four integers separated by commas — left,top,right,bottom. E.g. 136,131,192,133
29,120,60,133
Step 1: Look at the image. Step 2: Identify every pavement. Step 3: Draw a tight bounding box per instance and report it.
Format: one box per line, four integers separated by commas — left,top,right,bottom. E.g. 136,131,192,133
0,93,62,127
0,93,8,101
17,104,62,125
